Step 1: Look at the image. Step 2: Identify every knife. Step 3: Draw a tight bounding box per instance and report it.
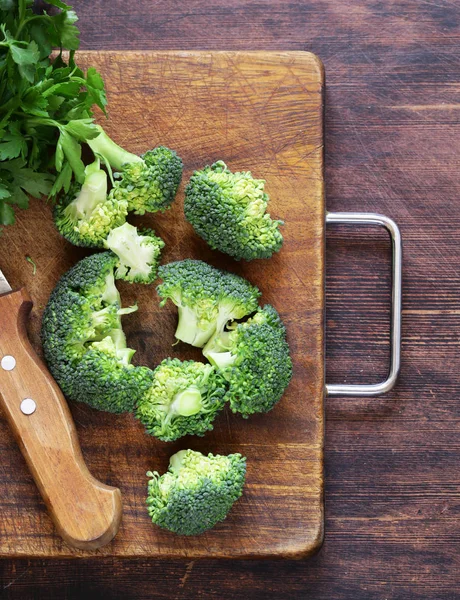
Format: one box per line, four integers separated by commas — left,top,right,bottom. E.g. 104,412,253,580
0,268,122,550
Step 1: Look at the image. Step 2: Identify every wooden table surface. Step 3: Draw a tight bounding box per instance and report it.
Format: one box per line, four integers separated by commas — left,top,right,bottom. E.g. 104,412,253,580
1,1,459,598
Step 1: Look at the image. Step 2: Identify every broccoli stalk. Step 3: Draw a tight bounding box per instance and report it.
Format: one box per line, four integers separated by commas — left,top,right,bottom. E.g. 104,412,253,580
87,126,183,215
105,222,165,284
87,126,143,171
136,358,227,441
91,334,135,365
174,303,217,348
64,160,107,220
202,327,236,370
53,158,128,248
172,386,203,416
157,259,261,348
146,449,246,535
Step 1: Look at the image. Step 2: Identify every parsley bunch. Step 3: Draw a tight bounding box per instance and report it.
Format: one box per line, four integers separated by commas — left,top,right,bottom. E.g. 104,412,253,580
0,0,107,227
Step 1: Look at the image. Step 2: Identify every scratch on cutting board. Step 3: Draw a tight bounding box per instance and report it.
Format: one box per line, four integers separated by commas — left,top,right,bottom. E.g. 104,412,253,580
179,561,195,589
2,568,29,590
388,104,460,110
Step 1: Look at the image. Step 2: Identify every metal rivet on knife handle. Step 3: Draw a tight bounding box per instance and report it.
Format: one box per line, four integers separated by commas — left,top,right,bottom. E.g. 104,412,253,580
1,355,16,371
20,398,37,415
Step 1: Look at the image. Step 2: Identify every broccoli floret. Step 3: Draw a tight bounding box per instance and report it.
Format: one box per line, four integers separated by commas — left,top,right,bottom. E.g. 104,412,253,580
184,161,284,260
72,336,154,413
203,305,293,417
157,259,261,347
41,252,119,392
53,159,128,247
146,449,246,535
41,252,152,413
87,127,183,214
136,358,227,441
105,222,165,284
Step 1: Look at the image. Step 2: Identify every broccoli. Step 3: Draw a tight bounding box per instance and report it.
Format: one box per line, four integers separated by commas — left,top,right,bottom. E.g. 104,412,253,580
72,335,154,413
41,252,153,413
105,222,165,284
203,305,293,417
157,259,261,348
184,161,284,261
136,358,227,441
146,449,246,535
87,126,183,214
53,159,128,247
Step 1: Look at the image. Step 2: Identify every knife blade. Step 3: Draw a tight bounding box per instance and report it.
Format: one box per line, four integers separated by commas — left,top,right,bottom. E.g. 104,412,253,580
0,273,122,548
0,267,12,295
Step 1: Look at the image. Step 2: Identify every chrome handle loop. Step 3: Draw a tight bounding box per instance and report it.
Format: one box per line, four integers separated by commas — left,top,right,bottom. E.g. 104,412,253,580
325,212,402,397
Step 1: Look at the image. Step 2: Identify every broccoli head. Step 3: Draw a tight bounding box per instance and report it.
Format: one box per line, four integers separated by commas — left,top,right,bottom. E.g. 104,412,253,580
87,127,183,214
136,358,227,441
203,305,293,417
105,222,165,284
146,449,246,535
184,161,284,260
157,259,261,347
72,335,154,413
41,252,153,413
53,159,128,247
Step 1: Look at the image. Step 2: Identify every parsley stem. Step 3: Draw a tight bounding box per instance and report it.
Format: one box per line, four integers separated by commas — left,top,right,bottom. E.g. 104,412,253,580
16,15,49,38
19,0,26,23
16,0,27,37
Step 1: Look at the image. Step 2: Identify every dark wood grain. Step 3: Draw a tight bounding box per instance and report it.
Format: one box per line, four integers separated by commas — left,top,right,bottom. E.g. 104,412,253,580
0,51,325,559
1,0,459,597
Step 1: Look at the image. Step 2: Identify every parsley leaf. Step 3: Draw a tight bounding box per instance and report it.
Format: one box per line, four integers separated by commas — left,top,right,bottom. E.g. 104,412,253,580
0,202,15,226
10,40,40,67
0,1,111,231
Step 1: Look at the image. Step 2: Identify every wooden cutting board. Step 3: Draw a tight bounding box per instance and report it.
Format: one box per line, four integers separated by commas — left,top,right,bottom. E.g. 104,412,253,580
0,51,324,558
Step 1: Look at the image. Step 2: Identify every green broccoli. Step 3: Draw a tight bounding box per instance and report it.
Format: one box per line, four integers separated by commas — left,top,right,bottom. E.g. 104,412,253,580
203,305,293,417
87,126,183,214
146,449,246,535
157,259,261,348
104,222,165,284
53,159,128,248
184,161,284,261
41,252,153,413
136,358,227,441
72,335,153,413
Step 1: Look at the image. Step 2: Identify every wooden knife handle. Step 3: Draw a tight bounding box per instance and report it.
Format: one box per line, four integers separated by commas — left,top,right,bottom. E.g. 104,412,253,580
0,288,122,550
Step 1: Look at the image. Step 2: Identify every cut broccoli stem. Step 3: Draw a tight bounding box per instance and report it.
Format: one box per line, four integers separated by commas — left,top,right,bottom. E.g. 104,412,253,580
91,307,117,335
205,350,237,371
203,324,237,368
136,358,226,441
87,126,143,170
101,271,120,305
105,222,164,283
53,157,129,249
108,327,128,350
63,159,107,220
175,305,216,347
171,386,203,417
91,335,136,365
169,449,187,473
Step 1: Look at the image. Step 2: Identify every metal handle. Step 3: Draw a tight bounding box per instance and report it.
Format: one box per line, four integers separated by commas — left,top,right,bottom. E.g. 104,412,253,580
325,212,402,397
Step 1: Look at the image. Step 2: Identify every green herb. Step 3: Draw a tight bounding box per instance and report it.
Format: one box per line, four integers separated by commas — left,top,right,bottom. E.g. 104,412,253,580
25,254,36,274
0,0,107,227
